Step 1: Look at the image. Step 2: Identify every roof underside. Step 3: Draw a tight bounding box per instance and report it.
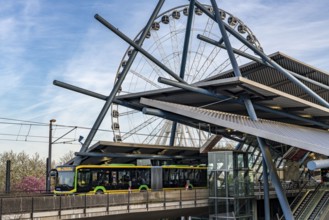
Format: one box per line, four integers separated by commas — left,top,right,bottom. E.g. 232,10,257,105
79,52,329,164
116,52,329,128
141,97,329,156
78,141,207,165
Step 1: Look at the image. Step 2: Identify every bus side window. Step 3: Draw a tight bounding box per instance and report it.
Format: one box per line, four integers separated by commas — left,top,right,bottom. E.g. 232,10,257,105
130,170,137,186
78,170,91,187
188,169,194,180
144,169,150,185
118,169,127,184
163,169,170,186
180,169,186,181
137,170,145,185
91,170,98,186
123,171,130,182
111,171,117,185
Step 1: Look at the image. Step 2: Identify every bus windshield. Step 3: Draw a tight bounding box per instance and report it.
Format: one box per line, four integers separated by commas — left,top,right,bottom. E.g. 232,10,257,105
57,171,75,188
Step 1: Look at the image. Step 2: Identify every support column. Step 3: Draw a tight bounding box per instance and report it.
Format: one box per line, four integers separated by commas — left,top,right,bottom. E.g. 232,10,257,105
252,199,258,220
169,0,195,146
195,0,329,108
210,0,293,219
73,0,165,165
262,159,270,220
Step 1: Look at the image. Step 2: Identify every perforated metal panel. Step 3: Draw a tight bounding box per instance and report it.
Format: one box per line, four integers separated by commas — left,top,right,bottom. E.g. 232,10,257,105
141,98,329,156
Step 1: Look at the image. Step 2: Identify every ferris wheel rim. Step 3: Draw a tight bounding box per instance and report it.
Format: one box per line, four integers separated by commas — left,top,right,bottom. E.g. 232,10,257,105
110,3,262,145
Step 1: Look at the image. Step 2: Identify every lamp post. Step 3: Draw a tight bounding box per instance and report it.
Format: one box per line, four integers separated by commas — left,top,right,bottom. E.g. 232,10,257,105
46,119,56,193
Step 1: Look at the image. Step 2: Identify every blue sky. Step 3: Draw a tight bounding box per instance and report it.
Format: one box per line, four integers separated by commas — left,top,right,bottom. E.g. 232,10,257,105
1,0,329,162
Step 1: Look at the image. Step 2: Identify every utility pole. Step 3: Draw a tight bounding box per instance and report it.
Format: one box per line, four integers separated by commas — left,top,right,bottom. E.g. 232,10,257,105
5,160,11,193
46,119,56,193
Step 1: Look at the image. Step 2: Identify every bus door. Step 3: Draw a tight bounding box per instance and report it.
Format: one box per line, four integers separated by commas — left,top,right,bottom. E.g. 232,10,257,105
77,169,92,193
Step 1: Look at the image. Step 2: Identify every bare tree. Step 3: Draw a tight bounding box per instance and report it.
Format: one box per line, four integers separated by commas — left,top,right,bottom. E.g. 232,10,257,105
0,150,46,192
58,150,75,165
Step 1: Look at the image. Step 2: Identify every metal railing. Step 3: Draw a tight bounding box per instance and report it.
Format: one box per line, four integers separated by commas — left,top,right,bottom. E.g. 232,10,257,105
0,189,208,219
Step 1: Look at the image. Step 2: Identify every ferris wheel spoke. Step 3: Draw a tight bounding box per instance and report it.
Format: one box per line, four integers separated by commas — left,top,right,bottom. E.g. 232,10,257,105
203,44,248,79
151,31,175,73
119,109,139,117
187,17,215,82
122,116,159,141
112,4,262,148
193,45,221,81
154,120,172,145
169,19,181,74
143,51,168,79
177,124,188,146
185,126,197,147
141,118,167,144
193,26,238,81
130,69,162,89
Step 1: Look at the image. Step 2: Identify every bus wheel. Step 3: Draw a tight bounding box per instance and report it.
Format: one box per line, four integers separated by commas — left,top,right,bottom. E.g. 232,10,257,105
96,190,104,194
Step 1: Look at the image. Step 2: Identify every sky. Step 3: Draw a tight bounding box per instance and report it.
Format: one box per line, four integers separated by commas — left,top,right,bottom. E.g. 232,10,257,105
1,0,329,163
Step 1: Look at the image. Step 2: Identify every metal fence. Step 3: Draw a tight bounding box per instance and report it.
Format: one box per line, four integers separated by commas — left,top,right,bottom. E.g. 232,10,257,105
0,189,208,219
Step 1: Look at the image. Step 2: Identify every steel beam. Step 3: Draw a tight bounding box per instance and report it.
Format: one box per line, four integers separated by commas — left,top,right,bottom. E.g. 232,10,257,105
71,0,165,165
262,159,270,220
55,74,329,131
75,152,205,160
199,2,329,108
210,0,292,218
243,98,271,220
307,159,329,170
198,34,329,93
195,0,329,109
210,0,241,77
94,14,185,84
54,80,107,100
143,107,207,131
158,77,232,100
169,0,196,146
159,75,329,130
246,97,293,220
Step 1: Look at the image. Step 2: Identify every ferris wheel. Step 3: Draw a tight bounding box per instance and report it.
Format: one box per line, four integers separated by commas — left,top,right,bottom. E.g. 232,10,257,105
110,3,262,148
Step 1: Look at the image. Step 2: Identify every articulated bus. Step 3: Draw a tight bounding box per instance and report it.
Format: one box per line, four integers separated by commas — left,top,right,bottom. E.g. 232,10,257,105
53,164,207,195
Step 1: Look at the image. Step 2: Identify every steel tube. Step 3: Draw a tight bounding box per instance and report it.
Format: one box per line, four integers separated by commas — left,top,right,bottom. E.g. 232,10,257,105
53,80,107,100
71,0,165,165
245,97,293,220
195,0,329,109
169,0,195,147
262,159,270,220
169,123,177,146
198,34,329,92
94,14,185,84
307,159,329,170
158,77,230,100
210,0,242,77
75,151,205,160
180,0,194,79
159,77,329,129
142,107,201,129
203,0,292,216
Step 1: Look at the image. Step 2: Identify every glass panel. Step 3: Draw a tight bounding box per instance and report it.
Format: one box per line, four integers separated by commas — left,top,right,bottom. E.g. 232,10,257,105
57,171,75,187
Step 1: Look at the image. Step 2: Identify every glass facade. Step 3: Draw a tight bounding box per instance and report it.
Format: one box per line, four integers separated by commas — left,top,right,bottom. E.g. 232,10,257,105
208,151,254,219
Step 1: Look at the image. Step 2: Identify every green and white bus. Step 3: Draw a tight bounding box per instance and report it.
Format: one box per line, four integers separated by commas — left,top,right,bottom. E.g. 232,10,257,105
53,164,207,195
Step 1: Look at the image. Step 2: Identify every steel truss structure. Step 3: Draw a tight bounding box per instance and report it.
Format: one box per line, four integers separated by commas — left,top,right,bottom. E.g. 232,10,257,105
53,1,329,219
